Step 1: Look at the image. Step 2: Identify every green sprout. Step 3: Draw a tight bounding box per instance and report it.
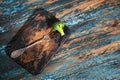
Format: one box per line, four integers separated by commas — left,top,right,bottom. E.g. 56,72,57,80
52,22,65,36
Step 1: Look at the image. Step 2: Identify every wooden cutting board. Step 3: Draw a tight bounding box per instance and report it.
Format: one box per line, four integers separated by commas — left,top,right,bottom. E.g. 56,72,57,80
6,8,70,75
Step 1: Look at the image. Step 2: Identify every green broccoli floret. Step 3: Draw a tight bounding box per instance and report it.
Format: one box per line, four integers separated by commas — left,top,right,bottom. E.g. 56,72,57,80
52,22,65,36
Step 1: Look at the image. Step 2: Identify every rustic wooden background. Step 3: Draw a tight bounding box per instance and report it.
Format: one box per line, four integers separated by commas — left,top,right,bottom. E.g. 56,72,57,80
0,0,120,80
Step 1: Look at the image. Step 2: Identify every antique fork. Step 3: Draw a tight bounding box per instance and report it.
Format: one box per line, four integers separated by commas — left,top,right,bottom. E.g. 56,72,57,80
11,35,51,58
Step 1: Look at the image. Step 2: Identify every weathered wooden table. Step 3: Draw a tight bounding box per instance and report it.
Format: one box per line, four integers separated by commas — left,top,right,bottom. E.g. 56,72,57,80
0,0,120,80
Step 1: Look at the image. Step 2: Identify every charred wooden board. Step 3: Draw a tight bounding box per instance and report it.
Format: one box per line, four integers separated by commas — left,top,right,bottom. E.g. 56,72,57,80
6,8,70,75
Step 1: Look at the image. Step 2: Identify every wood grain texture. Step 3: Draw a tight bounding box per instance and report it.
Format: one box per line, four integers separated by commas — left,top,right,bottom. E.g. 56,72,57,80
0,0,120,80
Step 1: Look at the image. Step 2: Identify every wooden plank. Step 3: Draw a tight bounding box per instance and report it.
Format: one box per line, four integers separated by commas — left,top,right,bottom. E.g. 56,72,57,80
0,0,120,80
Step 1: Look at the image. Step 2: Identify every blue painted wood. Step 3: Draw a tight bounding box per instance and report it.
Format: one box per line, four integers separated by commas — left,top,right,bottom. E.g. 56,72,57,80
0,0,120,80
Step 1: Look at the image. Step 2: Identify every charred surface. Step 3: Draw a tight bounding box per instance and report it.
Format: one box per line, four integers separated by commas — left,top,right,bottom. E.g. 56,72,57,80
6,8,70,75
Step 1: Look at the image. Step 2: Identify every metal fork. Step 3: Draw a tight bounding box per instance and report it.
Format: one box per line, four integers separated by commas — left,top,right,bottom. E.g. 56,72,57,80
11,35,51,58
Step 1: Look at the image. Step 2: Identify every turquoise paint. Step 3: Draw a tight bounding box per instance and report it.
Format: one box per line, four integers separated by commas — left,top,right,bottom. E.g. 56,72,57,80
3,4,26,15
0,68,25,79
2,0,14,4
